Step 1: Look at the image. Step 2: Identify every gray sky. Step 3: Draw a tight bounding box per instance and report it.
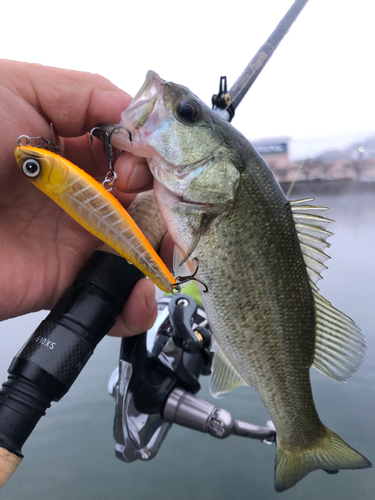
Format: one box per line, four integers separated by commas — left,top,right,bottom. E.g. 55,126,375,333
2,0,374,158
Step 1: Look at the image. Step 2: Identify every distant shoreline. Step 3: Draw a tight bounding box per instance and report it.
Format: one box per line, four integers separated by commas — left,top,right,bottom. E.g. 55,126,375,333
280,179,375,196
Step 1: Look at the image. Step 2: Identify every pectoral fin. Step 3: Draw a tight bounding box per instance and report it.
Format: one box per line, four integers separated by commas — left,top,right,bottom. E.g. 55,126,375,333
174,213,214,270
178,216,207,267
173,245,192,280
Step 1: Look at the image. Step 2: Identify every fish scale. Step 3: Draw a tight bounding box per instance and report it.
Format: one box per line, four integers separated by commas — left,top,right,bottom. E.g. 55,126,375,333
198,183,316,413
108,70,371,491
157,164,320,445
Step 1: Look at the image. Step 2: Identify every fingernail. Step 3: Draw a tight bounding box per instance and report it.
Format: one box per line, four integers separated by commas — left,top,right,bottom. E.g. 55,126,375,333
126,164,140,190
145,285,156,312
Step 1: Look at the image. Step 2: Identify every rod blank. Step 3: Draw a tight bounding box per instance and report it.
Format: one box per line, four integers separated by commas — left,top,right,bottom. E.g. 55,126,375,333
229,0,309,111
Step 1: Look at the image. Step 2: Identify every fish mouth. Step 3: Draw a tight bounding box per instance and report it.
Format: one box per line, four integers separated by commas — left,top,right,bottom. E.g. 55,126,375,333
121,71,166,133
132,71,165,107
108,72,168,152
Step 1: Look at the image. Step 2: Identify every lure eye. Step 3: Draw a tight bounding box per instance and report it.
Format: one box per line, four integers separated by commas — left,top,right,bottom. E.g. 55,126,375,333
22,158,41,178
176,99,201,123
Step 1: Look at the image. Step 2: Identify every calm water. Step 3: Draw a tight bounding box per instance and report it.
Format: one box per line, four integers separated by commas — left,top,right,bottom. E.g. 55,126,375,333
1,181,375,500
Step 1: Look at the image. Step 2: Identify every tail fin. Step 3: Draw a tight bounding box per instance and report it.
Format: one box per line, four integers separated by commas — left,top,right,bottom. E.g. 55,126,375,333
275,426,371,492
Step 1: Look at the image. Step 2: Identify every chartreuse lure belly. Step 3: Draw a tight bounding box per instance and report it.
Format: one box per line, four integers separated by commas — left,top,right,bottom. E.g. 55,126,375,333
14,145,177,294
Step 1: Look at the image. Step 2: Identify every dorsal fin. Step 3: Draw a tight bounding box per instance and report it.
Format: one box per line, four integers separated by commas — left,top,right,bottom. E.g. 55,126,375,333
290,198,333,286
290,198,366,381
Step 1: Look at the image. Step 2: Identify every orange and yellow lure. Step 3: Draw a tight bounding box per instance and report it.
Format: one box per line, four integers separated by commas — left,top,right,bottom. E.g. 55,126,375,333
14,145,178,294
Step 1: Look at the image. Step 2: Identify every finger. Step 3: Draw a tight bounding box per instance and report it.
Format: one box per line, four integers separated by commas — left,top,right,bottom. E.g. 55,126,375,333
62,137,154,191
5,60,131,137
108,278,158,337
114,151,153,192
63,133,116,178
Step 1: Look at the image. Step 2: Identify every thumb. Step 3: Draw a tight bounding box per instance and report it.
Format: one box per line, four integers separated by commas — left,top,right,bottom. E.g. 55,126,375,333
108,278,158,337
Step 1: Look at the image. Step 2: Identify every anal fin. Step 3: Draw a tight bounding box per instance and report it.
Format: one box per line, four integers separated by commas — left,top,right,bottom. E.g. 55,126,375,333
312,290,366,382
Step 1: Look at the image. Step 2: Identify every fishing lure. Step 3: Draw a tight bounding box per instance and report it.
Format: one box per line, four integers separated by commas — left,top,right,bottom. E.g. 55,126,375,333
14,142,180,294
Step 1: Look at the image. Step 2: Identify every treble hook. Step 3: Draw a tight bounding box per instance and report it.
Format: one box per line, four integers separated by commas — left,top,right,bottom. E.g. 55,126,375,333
17,134,60,152
17,125,61,152
90,126,119,191
173,258,209,294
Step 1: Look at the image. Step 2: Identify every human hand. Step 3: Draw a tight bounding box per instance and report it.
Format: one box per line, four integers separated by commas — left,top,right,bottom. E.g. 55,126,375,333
0,59,161,335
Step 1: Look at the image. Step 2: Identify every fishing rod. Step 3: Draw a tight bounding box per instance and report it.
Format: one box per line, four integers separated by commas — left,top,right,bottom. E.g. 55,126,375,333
212,0,309,122
0,0,309,488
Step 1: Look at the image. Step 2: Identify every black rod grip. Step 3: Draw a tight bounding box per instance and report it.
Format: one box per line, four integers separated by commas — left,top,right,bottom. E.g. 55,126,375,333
0,250,144,462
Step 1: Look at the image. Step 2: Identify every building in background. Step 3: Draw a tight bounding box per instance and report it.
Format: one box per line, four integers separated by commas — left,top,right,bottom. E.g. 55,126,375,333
252,137,290,164
251,135,375,183
252,137,297,182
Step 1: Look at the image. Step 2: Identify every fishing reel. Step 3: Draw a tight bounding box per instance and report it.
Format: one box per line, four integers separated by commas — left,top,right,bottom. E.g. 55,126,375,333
108,290,276,462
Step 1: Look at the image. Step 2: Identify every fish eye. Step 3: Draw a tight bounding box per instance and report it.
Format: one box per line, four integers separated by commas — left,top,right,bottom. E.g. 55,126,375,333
22,158,41,178
176,99,200,123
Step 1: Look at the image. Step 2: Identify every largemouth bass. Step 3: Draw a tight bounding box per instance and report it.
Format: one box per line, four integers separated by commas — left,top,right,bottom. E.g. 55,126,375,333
107,71,371,491
14,146,177,294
